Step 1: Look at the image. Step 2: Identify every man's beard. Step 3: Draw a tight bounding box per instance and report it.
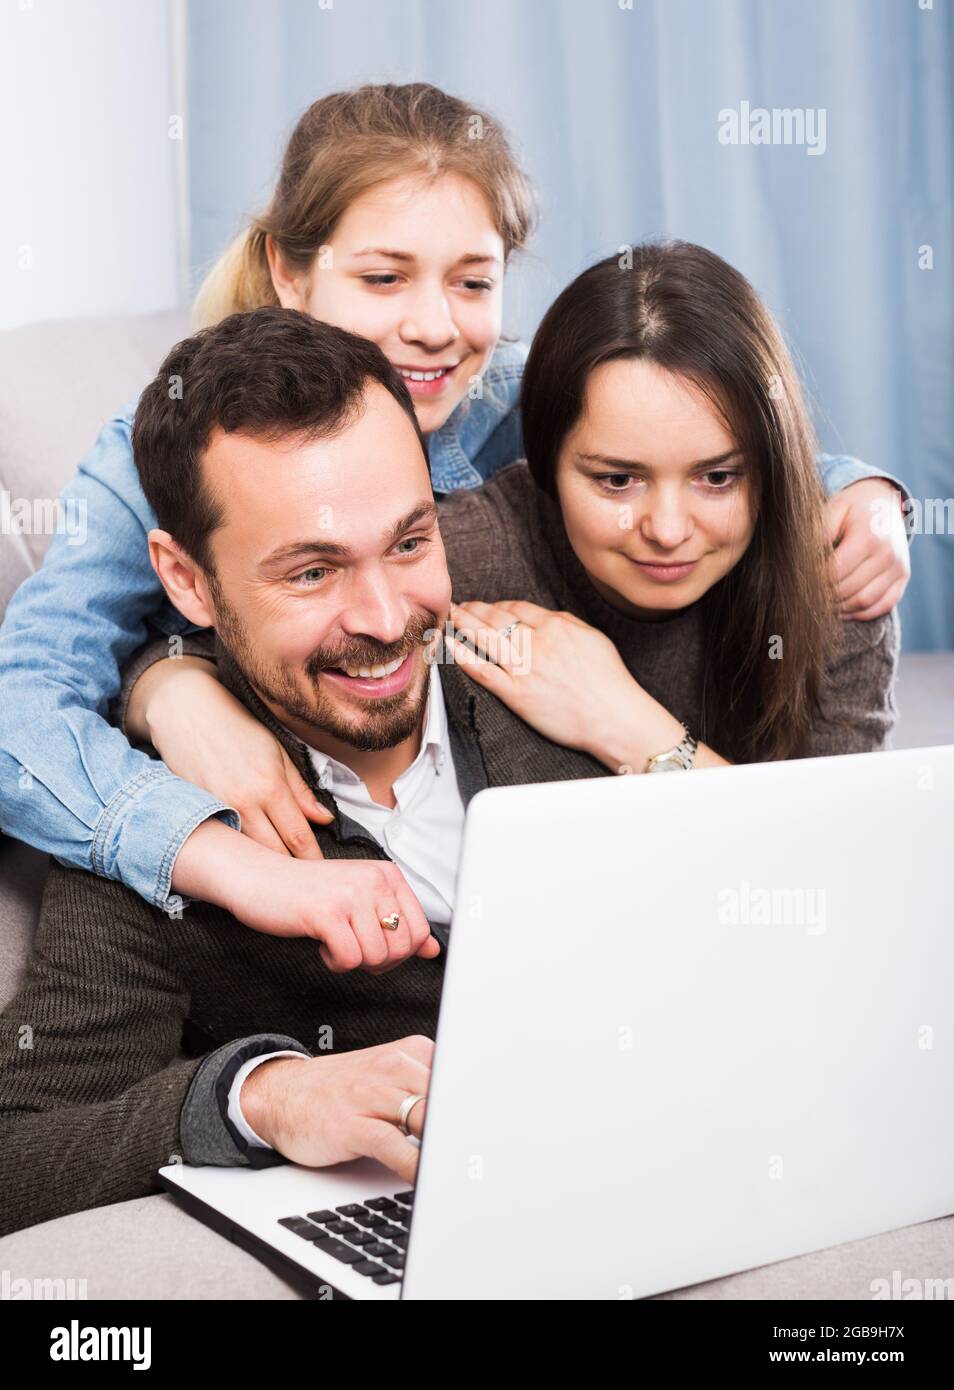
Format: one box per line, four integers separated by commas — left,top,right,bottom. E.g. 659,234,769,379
210,584,439,753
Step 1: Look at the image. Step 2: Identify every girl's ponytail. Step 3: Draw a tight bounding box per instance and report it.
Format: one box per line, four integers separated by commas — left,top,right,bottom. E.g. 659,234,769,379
192,225,278,327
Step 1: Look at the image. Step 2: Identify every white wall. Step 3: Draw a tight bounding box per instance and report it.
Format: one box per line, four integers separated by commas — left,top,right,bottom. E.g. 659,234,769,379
0,0,185,329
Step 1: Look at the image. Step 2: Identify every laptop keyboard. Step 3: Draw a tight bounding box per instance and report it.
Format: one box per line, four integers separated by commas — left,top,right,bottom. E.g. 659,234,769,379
278,1191,415,1286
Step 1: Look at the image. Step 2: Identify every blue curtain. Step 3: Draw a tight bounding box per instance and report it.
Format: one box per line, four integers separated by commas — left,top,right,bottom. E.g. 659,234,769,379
187,0,953,650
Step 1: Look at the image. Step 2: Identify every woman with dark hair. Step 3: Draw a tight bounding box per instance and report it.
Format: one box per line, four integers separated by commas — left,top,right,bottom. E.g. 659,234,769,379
442,241,897,768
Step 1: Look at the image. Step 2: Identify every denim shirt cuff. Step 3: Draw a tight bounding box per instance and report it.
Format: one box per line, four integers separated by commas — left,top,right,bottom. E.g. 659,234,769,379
817,453,911,505
90,768,240,910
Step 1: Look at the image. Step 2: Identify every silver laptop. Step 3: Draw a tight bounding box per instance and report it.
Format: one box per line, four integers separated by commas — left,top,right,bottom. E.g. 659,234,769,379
160,743,954,1299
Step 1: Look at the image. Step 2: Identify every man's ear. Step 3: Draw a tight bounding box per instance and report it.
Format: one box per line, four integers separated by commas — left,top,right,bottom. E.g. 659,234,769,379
147,530,216,629
265,233,309,312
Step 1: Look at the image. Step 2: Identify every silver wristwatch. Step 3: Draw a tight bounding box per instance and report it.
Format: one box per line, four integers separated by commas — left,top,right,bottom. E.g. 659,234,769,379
644,724,698,774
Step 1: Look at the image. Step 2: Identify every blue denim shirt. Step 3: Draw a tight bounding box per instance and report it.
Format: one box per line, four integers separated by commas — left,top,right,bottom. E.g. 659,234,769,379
0,337,903,908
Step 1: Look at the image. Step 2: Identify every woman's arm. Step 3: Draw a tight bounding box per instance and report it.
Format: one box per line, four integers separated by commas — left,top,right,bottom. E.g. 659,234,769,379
0,406,237,908
122,642,333,858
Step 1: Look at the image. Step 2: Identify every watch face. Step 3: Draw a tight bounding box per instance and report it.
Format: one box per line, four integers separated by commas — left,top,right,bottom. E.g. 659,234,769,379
653,750,684,772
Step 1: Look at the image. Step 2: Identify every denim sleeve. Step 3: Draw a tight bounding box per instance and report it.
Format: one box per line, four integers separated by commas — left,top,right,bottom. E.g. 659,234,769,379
0,405,237,909
816,452,911,507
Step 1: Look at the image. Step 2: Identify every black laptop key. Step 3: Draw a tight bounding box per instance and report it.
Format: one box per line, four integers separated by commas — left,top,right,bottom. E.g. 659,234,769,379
279,1217,318,1236
352,1259,389,1277
346,1229,376,1246
363,1197,398,1212
306,1209,340,1224
372,1271,401,1285
387,1231,409,1249
381,1251,405,1269
336,1204,367,1218
323,1219,359,1237
364,1240,397,1258
384,1215,409,1232
354,1214,388,1231
312,1237,364,1265
394,1191,415,1205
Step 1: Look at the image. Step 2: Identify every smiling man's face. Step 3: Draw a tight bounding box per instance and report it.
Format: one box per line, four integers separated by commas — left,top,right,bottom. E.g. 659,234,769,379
196,383,452,754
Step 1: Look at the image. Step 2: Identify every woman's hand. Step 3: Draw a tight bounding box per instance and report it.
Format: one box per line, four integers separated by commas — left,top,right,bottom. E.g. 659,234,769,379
173,820,440,973
447,600,649,757
447,600,729,773
827,479,910,620
128,656,333,857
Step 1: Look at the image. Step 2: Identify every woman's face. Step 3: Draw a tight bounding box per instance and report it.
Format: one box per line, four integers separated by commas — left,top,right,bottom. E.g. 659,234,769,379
555,359,757,620
271,171,505,435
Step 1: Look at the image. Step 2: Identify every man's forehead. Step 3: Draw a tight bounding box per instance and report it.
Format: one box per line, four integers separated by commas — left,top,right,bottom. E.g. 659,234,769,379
257,498,439,569
200,415,433,561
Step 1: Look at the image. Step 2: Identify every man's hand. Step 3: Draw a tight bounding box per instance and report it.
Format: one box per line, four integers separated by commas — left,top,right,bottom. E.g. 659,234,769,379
241,1037,433,1184
172,820,440,973
828,479,911,621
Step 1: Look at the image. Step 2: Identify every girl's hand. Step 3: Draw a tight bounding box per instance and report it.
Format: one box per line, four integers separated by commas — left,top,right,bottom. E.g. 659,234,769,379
827,479,910,620
174,820,440,972
447,599,642,756
129,657,333,857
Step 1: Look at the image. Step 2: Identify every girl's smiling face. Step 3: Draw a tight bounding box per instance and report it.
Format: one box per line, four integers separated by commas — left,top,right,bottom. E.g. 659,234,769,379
269,171,505,435
555,358,757,620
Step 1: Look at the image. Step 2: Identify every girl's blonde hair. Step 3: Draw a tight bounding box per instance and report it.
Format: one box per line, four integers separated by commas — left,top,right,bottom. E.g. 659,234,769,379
193,82,536,327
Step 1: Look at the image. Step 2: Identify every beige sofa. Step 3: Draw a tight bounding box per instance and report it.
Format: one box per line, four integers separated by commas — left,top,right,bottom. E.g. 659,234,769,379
1,311,952,1299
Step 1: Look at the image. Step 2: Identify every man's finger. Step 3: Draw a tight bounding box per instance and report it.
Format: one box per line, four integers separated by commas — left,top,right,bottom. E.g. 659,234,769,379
369,1086,430,1139
391,1034,436,1066
355,1118,421,1185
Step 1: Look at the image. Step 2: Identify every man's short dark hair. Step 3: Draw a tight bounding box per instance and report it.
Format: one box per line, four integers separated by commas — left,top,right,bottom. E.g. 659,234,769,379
132,306,428,570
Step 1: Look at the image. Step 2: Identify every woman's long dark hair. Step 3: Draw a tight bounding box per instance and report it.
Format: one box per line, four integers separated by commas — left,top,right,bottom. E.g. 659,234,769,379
521,240,839,762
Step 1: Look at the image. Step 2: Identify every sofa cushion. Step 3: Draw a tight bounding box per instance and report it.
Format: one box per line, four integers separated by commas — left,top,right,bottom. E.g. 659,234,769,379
0,1194,303,1300
0,1189,949,1299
